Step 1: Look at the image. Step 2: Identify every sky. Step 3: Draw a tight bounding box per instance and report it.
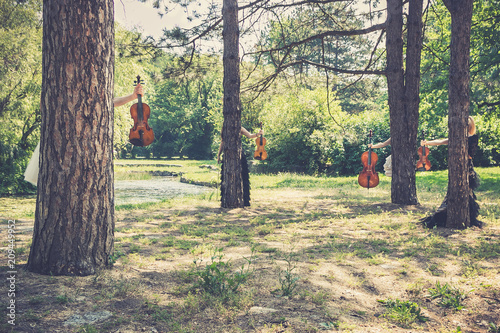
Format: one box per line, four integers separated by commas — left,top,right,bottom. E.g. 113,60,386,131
114,0,186,39
113,0,386,50
114,0,241,52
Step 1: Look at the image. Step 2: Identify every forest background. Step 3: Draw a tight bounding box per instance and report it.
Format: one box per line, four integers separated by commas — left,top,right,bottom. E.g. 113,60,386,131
1,0,499,195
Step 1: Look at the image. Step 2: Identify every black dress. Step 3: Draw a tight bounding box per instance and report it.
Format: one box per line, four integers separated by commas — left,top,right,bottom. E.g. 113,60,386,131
221,152,251,207
422,134,481,228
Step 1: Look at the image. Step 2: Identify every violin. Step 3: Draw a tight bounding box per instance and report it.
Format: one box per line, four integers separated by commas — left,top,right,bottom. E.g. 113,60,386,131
416,130,431,171
254,122,267,161
358,130,379,189
129,75,154,147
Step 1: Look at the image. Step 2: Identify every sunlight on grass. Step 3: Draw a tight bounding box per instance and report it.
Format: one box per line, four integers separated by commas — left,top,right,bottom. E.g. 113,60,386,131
0,196,36,219
1,162,499,333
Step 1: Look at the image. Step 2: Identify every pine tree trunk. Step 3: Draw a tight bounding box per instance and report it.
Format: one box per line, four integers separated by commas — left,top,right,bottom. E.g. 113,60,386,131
386,0,420,205
27,0,115,275
221,0,243,208
399,0,423,205
443,0,473,228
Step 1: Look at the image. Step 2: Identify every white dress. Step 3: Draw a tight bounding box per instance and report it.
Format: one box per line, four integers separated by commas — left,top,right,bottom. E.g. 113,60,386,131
383,155,392,177
24,141,40,186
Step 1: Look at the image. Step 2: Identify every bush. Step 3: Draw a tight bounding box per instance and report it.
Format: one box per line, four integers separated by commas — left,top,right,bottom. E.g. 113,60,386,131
260,87,390,175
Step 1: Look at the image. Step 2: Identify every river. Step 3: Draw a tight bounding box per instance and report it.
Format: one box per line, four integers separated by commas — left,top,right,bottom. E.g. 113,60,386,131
114,177,212,205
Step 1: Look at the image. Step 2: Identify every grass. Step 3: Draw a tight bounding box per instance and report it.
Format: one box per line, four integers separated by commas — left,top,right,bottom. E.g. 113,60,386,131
0,162,499,332
427,282,469,310
378,298,428,327
190,247,255,299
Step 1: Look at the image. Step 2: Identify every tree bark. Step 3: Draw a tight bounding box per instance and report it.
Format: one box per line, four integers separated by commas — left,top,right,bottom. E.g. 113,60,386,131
386,0,421,205
400,0,424,204
27,0,115,275
442,0,473,228
221,0,243,208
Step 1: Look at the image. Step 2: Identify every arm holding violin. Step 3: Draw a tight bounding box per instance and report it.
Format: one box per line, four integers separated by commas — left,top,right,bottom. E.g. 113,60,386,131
217,127,264,163
113,84,143,107
241,127,263,139
369,137,391,149
421,138,448,146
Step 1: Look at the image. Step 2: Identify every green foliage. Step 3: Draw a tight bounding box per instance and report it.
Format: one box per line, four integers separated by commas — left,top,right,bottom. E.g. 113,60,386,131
260,87,334,173
419,0,500,168
275,252,300,297
489,322,500,333
0,0,42,195
427,282,469,310
144,301,173,322
257,3,385,115
55,293,71,304
246,3,389,175
147,54,222,159
260,87,389,175
109,250,125,265
76,325,99,333
475,113,500,167
129,244,141,253
190,247,254,300
3,0,499,195
378,298,428,327
114,23,156,157
470,0,500,116
319,321,340,330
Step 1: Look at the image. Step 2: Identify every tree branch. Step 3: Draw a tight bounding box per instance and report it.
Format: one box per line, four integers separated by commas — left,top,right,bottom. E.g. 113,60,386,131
249,22,386,56
239,0,354,11
242,57,385,96
477,100,500,109
293,59,386,75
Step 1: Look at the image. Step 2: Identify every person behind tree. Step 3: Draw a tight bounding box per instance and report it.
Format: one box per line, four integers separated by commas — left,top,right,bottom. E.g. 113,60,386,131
368,137,392,177
217,126,263,207
420,116,482,228
24,84,144,186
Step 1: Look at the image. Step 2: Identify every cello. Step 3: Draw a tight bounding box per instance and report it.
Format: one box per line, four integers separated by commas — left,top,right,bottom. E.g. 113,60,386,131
358,130,379,189
254,122,267,161
129,75,154,147
416,130,431,171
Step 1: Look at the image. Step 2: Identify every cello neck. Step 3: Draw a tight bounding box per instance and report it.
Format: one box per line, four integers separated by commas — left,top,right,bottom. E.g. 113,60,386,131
368,146,371,166
368,130,373,166
259,122,263,145
135,75,144,121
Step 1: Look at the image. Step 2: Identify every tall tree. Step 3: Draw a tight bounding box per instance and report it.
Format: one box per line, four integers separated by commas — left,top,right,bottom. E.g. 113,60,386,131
27,0,115,275
221,0,243,208
249,1,425,205
442,0,474,228
386,0,424,205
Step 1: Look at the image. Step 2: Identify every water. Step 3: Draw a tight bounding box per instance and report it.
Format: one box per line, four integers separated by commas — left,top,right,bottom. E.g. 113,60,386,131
114,178,212,205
